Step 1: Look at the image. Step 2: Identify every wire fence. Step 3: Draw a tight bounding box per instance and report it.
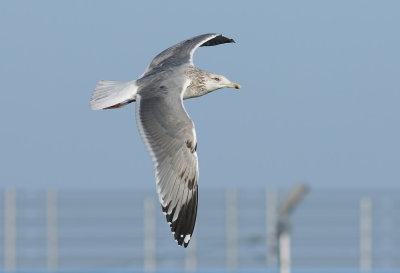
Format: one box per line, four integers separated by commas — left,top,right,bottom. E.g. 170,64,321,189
1,187,400,272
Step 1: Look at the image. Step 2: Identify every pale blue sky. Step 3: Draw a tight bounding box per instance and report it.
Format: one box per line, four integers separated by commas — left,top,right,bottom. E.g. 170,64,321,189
1,1,399,189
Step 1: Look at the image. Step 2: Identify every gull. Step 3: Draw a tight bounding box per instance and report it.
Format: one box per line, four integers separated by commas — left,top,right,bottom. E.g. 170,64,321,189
90,33,241,247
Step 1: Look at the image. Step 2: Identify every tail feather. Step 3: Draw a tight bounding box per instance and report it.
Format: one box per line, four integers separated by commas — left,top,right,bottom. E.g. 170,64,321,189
90,80,138,110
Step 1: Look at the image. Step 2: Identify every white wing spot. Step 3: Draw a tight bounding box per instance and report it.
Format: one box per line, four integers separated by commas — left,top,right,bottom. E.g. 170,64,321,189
184,234,191,244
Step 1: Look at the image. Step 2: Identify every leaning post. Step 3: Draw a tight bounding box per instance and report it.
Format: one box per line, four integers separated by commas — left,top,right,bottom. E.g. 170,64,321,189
276,184,309,273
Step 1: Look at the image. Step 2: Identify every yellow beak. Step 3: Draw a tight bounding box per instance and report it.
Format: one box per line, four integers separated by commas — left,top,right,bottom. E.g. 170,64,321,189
227,82,241,89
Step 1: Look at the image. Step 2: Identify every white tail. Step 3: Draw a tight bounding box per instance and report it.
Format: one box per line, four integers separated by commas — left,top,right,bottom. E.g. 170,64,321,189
90,80,138,110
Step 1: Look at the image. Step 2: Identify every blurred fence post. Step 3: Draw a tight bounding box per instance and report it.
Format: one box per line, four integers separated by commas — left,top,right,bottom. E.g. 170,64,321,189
266,189,278,267
4,188,17,272
360,196,372,272
144,196,156,272
185,234,197,271
226,188,238,270
279,230,291,273
46,189,58,271
277,184,309,273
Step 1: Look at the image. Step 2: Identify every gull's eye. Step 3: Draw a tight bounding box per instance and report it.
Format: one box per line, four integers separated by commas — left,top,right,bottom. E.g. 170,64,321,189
212,77,220,82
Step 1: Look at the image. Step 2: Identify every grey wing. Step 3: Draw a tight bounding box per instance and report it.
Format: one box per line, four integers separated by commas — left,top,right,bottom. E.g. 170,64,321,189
136,83,199,247
142,33,235,76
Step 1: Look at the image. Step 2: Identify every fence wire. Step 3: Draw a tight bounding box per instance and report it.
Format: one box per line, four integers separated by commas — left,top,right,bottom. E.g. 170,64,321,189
0,188,400,271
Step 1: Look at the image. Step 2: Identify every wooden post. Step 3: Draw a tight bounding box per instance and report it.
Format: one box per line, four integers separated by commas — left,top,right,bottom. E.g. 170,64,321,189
144,197,156,272
266,189,278,267
226,188,237,270
277,184,308,273
360,197,372,272
46,189,58,271
185,234,197,271
4,188,17,271
279,230,291,273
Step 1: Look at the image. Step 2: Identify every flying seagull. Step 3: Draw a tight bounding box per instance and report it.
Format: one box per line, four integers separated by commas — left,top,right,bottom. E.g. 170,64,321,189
90,33,241,247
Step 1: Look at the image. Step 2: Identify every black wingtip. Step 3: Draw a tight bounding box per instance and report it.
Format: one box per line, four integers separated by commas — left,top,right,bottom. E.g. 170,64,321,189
200,35,236,47
162,188,198,248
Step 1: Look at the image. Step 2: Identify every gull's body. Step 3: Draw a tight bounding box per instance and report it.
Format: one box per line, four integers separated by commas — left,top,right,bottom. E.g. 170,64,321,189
90,33,240,247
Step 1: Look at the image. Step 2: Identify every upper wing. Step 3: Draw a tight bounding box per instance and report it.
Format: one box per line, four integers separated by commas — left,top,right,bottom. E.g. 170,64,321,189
141,33,235,77
135,80,199,247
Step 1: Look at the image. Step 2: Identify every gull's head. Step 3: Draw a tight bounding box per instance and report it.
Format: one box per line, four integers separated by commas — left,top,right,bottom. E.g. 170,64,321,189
204,73,241,92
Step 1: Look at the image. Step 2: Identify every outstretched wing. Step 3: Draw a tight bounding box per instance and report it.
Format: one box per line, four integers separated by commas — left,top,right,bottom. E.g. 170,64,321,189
141,33,235,76
136,78,198,247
